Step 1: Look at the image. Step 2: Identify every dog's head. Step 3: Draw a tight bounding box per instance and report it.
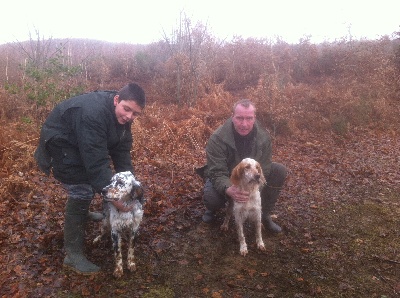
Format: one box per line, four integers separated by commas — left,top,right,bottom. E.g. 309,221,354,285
102,171,144,202
230,158,266,189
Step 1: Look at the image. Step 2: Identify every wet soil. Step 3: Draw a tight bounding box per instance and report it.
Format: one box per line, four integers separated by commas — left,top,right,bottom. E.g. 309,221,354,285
1,131,399,297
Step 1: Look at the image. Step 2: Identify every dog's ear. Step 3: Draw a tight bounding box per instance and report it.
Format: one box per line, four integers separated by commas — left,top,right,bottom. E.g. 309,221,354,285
136,186,144,199
257,164,266,185
230,163,242,186
130,185,143,198
131,185,145,203
137,187,146,204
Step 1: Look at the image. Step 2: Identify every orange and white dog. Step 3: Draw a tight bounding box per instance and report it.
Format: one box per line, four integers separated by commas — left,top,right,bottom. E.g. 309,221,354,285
221,158,266,256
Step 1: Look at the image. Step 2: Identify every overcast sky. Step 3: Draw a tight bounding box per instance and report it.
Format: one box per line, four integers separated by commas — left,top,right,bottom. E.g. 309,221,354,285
1,0,399,45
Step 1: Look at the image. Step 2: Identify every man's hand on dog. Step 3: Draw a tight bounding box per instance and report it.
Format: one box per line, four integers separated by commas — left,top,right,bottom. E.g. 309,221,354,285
111,200,134,212
226,185,250,203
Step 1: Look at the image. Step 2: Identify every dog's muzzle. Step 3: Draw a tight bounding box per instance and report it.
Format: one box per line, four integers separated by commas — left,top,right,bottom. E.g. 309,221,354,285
101,190,117,202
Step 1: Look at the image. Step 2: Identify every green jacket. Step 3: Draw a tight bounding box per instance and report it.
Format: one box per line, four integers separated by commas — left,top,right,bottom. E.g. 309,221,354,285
205,118,272,195
34,91,134,192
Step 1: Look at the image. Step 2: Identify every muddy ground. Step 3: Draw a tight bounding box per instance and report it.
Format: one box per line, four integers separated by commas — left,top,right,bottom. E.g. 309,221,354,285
1,131,399,297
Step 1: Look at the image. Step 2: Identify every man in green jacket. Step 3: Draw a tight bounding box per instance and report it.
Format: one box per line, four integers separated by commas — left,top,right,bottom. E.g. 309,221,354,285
34,83,146,274
201,99,287,233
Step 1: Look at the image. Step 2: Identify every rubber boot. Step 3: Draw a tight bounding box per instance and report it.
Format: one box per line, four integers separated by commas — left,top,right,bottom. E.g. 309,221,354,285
202,210,216,223
63,198,100,274
88,211,104,222
262,184,283,234
263,214,282,233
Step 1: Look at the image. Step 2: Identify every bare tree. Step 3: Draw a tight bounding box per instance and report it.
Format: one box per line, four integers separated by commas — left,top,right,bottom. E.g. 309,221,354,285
162,11,210,106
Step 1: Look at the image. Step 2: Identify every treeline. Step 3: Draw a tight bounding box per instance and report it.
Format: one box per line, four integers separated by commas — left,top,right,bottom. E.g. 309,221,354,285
0,24,399,134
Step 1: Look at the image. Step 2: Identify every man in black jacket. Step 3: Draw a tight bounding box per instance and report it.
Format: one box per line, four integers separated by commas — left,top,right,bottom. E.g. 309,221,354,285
34,83,146,274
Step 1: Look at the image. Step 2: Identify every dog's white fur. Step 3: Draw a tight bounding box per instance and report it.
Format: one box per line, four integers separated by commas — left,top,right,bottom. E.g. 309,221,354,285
93,171,144,278
221,158,266,256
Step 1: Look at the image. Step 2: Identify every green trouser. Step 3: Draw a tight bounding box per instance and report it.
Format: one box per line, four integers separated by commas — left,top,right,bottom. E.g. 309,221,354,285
203,162,287,232
261,163,287,233
63,198,100,274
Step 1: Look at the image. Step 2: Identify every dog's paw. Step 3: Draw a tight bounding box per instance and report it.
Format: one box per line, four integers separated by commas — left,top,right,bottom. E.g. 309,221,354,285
240,248,248,256
220,224,229,231
93,235,101,244
113,266,123,278
127,261,136,272
257,241,266,251
240,243,248,256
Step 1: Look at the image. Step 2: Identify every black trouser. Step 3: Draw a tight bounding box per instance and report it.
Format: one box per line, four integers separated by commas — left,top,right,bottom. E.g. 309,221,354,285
203,162,287,215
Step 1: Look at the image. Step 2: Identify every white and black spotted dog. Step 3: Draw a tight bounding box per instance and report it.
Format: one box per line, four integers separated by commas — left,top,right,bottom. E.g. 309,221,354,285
221,158,267,256
93,171,145,278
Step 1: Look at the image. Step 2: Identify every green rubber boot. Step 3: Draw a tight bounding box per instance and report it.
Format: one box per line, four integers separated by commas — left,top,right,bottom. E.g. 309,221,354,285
88,211,104,222
263,214,282,233
63,198,100,275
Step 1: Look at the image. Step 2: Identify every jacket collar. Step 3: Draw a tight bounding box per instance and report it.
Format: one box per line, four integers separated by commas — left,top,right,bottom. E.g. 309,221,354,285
218,117,261,148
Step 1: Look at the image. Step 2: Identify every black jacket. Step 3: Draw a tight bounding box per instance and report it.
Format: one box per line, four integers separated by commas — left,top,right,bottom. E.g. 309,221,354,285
34,91,134,192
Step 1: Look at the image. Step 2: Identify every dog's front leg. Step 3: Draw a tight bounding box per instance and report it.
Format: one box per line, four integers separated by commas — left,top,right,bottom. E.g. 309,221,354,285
221,200,233,231
94,202,110,244
93,218,107,244
255,216,266,252
236,220,248,256
93,232,103,244
127,230,137,272
111,230,123,278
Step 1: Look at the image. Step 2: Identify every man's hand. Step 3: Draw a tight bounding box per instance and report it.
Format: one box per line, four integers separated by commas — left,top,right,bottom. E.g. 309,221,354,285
226,185,250,203
111,200,133,212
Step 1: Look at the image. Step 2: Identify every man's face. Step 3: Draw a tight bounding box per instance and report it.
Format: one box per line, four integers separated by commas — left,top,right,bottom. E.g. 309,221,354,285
232,104,256,136
114,95,142,124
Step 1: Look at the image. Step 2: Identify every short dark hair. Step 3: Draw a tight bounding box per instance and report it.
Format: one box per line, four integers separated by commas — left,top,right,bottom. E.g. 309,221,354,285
117,83,146,108
233,99,256,113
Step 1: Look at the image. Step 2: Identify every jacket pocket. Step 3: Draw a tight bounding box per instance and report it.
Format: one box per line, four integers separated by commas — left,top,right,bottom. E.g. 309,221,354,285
62,147,83,165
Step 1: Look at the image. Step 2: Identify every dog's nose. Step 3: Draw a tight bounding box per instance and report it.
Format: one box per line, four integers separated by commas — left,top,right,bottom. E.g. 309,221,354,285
255,174,261,181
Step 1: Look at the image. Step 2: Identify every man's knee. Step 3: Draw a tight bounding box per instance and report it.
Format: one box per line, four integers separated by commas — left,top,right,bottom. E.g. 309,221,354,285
203,179,226,211
63,183,94,200
267,162,287,187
